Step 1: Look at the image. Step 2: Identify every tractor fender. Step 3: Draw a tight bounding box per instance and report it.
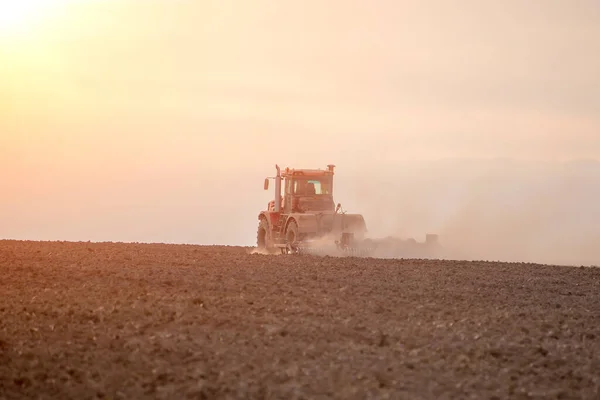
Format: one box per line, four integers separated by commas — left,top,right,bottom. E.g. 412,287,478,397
258,211,281,231
335,213,368,234
283,214,319,235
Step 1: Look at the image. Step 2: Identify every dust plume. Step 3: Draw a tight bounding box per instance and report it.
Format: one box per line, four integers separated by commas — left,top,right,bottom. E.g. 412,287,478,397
248,247,280,256
347,159,600,266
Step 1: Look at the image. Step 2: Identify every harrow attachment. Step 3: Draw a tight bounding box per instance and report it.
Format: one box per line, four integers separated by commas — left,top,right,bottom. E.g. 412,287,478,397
284,233,442,259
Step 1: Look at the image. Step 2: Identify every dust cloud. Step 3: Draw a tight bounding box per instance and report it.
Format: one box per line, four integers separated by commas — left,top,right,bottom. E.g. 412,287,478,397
340,159,600,267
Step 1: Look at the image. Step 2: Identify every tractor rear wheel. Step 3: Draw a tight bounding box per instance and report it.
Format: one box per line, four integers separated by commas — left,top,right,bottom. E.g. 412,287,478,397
257,218,276,254
285,220,300,254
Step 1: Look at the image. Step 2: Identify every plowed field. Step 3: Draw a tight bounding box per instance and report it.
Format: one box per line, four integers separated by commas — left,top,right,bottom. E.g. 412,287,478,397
1,240,599,399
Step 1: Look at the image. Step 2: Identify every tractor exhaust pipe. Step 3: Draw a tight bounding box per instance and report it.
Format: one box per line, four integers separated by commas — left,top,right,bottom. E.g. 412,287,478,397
274,164,282,212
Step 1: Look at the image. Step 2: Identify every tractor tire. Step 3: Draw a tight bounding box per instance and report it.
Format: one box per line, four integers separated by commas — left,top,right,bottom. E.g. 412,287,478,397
285,220,300,253
256,218,276,254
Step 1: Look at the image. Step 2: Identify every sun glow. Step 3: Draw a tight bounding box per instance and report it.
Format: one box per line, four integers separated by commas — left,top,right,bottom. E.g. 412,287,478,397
0,0,68,37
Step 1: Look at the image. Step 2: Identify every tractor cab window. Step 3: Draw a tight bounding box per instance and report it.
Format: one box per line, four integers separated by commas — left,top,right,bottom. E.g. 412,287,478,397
292,179,331,196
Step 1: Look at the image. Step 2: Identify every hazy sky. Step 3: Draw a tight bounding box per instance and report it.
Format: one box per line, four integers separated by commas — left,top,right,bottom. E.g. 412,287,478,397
1,0,600,264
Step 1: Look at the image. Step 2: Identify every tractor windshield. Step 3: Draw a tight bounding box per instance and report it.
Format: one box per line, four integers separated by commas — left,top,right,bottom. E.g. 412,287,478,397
292,178,332,196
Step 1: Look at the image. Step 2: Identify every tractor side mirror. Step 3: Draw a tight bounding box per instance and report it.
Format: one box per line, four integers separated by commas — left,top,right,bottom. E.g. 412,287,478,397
264,178,269,190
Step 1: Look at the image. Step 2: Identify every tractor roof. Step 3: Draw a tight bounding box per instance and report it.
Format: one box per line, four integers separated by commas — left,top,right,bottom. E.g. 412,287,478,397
282,166,335,178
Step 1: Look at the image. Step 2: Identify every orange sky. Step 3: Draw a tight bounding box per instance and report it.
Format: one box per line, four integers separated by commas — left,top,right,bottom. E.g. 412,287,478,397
1,0,600,264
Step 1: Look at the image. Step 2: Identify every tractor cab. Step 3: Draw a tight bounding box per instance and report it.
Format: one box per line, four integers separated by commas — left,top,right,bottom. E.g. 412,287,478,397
265,165,336,214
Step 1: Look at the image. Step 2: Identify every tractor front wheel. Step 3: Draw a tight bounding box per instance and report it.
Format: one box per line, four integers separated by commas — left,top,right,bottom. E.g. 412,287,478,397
257,218,276,254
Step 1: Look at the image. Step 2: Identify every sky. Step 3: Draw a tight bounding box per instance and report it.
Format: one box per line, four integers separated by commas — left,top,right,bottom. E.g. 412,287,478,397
1,0,600,265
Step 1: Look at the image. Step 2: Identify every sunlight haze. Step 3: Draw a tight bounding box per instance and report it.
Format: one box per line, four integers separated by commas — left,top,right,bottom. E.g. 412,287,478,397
2,0,600,265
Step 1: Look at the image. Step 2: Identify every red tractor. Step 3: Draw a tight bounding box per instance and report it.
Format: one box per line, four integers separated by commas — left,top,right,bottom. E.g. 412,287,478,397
256,164,440,257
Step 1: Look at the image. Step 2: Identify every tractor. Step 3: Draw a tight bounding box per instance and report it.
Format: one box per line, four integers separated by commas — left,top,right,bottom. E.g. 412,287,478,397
256,164,441,258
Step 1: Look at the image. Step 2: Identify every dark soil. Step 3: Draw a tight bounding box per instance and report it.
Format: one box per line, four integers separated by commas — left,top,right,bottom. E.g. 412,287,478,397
1,240,599,399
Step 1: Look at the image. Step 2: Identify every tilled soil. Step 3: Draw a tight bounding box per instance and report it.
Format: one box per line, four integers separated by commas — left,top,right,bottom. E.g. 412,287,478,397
0,240,599,400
